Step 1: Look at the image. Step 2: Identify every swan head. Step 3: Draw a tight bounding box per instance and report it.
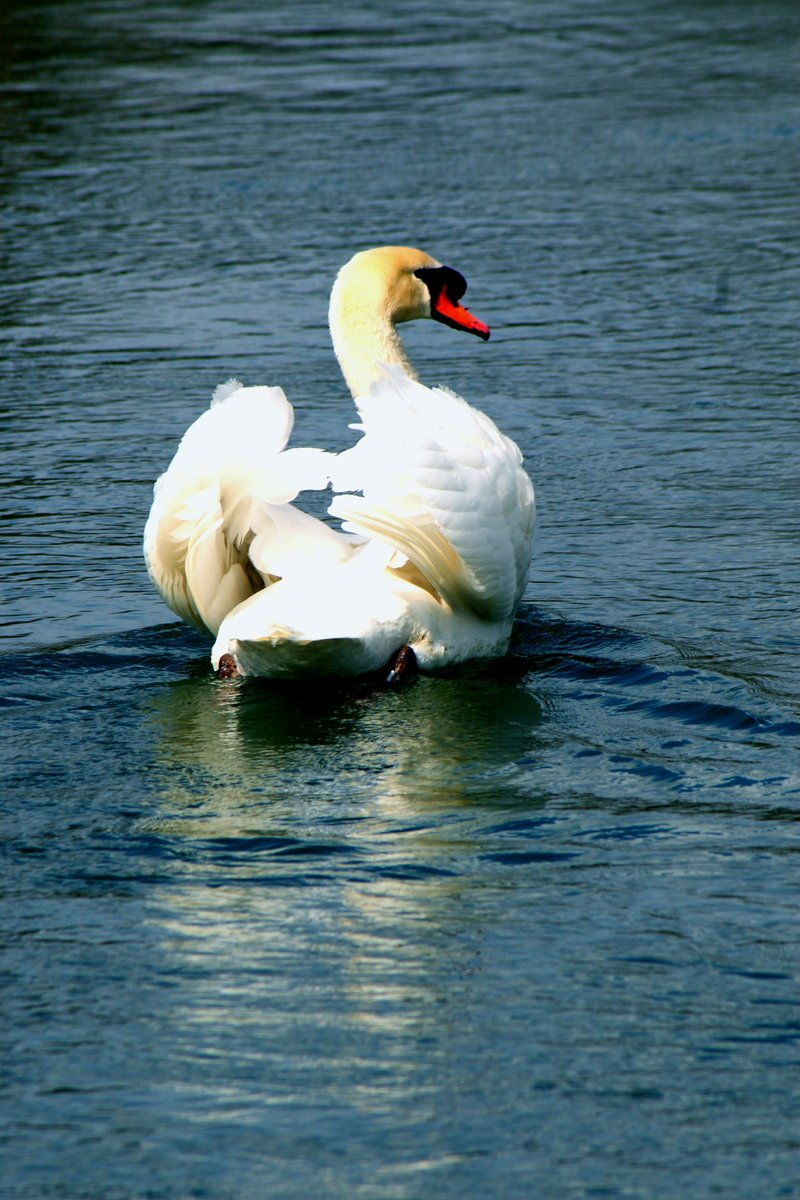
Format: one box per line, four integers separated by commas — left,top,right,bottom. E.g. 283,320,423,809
331,245,490,338
329,246,490,398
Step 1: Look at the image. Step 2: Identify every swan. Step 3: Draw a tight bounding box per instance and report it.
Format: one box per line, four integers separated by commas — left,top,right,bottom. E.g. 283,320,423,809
143,246,535,680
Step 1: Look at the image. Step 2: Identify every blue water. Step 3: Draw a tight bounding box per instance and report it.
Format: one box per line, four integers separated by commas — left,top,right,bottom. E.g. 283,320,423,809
2,2,799,1197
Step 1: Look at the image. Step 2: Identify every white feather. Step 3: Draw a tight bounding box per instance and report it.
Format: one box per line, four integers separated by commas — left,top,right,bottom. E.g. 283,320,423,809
144,382,337,636
329,367,534,621
144,247,535,677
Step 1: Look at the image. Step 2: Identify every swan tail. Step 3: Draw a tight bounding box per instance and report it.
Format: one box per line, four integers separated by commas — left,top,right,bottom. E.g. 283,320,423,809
211,559,407,678
213,634,381,680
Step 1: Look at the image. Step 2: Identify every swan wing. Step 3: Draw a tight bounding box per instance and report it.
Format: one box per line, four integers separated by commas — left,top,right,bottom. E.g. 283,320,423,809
144,381,336,634
329,367,534,621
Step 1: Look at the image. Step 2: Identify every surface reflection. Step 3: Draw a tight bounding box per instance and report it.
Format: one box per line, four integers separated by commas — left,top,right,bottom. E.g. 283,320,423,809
144,664,544,824
138,668,544,1150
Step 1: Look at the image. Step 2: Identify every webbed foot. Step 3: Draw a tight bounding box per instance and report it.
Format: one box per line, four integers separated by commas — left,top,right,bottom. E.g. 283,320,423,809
215,653,240,680
385,644,417,686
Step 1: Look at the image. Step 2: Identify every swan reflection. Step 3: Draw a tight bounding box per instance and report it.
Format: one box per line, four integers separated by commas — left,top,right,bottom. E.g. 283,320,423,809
139,667,544,1122
143,664,543,828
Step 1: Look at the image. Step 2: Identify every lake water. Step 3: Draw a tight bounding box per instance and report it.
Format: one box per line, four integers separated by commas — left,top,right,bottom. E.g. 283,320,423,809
2,2,799,1197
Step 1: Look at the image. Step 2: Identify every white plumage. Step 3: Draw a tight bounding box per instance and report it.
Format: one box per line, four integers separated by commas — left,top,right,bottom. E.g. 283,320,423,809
144,246,534,678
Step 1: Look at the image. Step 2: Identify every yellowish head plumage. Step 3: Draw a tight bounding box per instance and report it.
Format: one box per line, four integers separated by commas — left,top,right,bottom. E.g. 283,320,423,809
328,245,487,399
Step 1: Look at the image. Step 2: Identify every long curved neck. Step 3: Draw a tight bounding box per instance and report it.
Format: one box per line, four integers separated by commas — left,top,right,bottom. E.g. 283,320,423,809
328,283,419,401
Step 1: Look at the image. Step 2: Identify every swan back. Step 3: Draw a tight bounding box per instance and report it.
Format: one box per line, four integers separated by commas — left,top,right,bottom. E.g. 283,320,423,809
329,367,534,623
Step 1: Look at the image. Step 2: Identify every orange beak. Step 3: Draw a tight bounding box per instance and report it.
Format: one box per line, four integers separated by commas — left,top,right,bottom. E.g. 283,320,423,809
433,289,491,341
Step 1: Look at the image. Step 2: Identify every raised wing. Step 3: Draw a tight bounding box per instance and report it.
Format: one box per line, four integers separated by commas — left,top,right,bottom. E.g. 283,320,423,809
329,367,534,621
144,381,336,635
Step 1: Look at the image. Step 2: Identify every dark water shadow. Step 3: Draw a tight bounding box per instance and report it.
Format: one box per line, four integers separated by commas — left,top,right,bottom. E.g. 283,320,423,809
5,605,797,835
142,643,546,827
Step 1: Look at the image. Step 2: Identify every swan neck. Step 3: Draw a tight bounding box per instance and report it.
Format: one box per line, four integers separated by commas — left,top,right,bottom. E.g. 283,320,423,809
329,289,418,400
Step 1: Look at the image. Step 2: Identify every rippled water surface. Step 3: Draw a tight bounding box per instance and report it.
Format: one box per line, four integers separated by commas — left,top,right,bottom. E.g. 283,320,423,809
2,2,799,1197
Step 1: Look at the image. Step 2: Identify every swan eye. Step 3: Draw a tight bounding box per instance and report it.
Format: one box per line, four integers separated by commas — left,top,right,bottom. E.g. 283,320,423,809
413,265,468,303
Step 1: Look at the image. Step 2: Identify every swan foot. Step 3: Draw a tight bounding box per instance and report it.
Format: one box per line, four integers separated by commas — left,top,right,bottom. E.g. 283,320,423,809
385,644,417,686
215,653,241,680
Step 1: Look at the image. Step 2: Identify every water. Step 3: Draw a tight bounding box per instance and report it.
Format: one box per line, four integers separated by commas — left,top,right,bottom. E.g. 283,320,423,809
2,2,799,1196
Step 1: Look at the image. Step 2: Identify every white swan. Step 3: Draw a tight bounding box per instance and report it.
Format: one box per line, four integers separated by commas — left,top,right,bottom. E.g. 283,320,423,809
143,246,534,679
